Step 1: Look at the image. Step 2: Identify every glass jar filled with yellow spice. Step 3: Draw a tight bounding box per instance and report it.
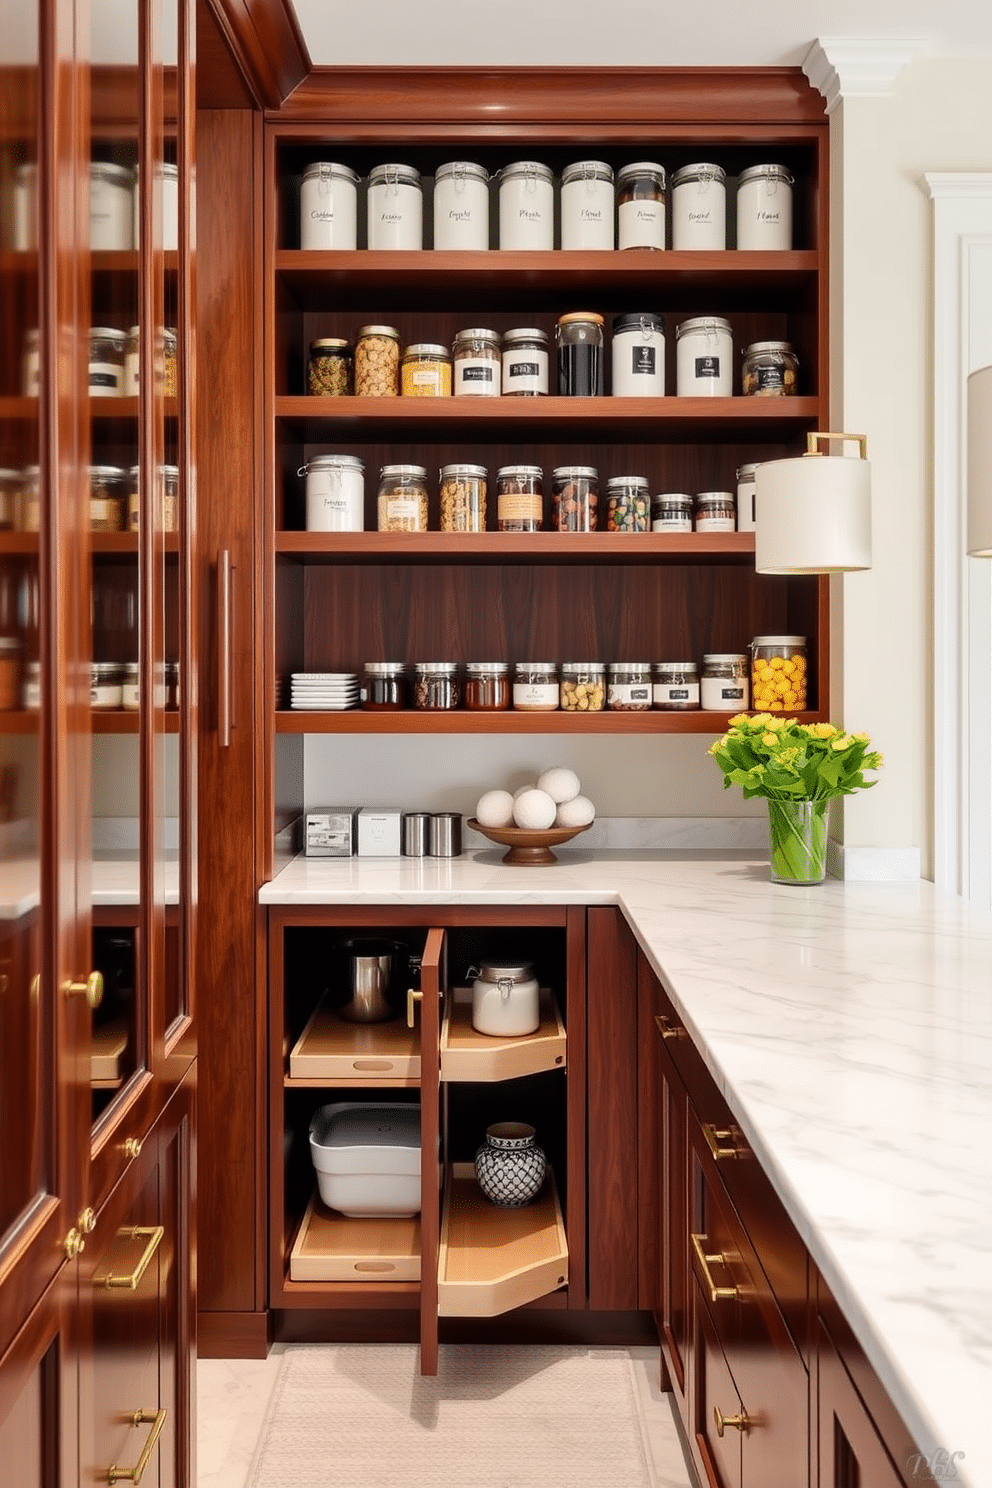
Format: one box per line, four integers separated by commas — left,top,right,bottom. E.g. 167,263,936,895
308,337,352,396
401,343,451,397
560,661,606,712
750,635,807,712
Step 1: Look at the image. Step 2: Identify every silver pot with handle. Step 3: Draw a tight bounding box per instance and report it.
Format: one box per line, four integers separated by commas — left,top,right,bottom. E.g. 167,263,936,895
333,938,410,1023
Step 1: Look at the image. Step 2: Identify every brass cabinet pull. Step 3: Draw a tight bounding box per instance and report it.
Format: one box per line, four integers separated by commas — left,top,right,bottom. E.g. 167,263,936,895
714,1405,752,1438
64,1227,85,1260
78,1207,97,1235
702,1122,740,1160
107,1407,167,1483
64,971,104,1009
654,1014,684,1040
690,1232,739,1301
407,986,423,1029
123,1137,142,1160
97,1226,164,1290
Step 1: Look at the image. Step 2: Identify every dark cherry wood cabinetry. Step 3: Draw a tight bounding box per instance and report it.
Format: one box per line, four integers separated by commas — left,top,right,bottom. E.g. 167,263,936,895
642,942,924,1488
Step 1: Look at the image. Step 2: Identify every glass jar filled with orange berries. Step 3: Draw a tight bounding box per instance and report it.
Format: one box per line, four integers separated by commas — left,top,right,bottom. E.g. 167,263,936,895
750,636,807,713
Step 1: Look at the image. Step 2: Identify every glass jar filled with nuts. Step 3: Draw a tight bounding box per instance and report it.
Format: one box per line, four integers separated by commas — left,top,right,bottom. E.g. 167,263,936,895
401,343,452,397
308,337,352,396
440,463,487,532
742,340,798,397
355,324,400,396
377,464,429,532
560,661,606,712
552,466,599,531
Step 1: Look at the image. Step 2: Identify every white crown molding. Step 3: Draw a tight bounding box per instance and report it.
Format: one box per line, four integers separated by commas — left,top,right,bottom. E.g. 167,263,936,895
803,37,931,113
925,172,992,200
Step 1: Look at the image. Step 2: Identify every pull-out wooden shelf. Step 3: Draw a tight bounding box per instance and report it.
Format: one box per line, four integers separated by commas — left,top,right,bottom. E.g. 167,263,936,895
288,998,419,1084
440,988,565,1083
289,1194,420,1282
91,1016,129,1087
437,1163,568,1318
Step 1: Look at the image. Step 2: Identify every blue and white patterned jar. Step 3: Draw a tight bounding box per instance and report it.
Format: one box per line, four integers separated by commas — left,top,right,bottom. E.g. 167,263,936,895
474,1122,547,1207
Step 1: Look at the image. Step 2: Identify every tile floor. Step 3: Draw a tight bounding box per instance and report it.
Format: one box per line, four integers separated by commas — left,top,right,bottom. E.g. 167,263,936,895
196,1343,694,1488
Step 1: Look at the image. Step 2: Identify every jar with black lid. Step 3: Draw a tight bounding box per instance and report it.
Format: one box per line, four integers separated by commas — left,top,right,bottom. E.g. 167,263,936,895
308,338,352,396
700,653,749,712
414,662,460,710
497,465,543,532
742,341,798,397
607,662,652,711
653,661,700,711
617,162,666,250
464,662,510,711
552,466,599,531
362,661,408,711
605,475,649,532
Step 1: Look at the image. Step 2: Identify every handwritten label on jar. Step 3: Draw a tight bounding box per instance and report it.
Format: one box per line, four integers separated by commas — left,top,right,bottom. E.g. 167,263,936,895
701,680,747,709
454,358,499,394
654,682,701,707
513,682,558,710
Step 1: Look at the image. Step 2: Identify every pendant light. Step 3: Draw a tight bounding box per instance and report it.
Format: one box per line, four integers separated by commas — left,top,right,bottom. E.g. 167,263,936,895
967,365,992,557
754,432,872,574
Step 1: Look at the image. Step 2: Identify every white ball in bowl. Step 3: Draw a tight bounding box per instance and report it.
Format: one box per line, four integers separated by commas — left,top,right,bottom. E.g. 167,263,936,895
536,766,581,804
512,788,558,831
475,789,516,829
555,794,595,829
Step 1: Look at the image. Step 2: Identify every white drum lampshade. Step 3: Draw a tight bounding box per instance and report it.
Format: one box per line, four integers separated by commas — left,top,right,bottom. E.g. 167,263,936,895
967,365,992,557
754,432,872,574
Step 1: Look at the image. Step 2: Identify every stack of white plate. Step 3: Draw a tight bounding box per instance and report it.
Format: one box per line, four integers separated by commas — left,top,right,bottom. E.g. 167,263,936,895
289,672,359,711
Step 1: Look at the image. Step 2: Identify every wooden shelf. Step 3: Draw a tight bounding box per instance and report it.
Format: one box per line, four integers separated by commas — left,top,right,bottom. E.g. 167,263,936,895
275,709,819,735
91,1016,129,1085
275,248,819,310
437,1163,568,1318
289,1194,420,1282
275,394,820,443
275,530,757,566
288,998,420,1084
93,711,180,733
440,989,565,1083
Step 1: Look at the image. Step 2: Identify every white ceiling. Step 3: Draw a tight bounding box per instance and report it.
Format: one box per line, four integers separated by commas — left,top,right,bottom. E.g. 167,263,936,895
291,0,992,69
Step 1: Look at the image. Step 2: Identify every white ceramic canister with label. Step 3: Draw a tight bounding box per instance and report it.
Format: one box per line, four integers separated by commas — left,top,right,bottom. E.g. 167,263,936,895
671,162,726,250
498,161,554,251
736,462,758,531
560,160,614,250
611,312,665,397
616,161,666,250
89,162,134,251
736,164,793,250
675,316,733,396
433,161,489,250
300,162,360,250
302,454,365,532
367,164,423,251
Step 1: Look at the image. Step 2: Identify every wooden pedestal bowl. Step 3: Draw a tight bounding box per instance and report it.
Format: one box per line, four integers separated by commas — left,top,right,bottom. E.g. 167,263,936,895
466,817,593,866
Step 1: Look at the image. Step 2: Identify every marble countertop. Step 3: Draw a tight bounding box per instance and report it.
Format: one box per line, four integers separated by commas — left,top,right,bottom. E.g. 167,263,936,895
262,848,992,1487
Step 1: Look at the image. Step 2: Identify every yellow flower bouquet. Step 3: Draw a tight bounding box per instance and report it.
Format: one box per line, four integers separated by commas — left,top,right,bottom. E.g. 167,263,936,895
708,714,883,883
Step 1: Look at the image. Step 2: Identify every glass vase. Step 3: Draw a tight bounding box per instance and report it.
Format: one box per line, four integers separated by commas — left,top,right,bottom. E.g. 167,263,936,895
766,798,829,885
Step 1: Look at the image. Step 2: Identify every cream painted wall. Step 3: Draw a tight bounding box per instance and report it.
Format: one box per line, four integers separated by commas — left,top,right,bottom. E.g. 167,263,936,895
302,58,992,860
832,58,992,876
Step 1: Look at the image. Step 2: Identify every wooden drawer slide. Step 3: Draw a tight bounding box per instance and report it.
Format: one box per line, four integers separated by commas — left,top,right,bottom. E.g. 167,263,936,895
440,988,566,1083
437,1163,568,1318
289,1194,421,1282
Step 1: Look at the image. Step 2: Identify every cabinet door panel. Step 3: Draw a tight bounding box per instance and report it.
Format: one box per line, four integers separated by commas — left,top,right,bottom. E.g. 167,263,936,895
817,1319,908,1488
694,1284,743,1488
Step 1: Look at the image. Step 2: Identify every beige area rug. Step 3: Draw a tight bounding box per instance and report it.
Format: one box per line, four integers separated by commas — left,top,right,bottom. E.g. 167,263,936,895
247,1344,654,1488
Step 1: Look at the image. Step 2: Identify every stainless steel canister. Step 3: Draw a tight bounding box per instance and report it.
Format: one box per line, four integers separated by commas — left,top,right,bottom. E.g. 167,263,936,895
402,812,431,856
429,812,463,857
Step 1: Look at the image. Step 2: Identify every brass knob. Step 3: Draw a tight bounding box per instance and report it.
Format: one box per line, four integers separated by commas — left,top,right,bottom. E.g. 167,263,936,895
64,1228,85,1260
654,1014,685,1040
78,1207,97,1234
64,971,104,1009
714,1406,752,1438
124,1137,142,1160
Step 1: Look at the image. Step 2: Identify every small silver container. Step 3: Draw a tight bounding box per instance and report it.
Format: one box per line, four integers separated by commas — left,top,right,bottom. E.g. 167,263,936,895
402,812,431,857
429,812,462,857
